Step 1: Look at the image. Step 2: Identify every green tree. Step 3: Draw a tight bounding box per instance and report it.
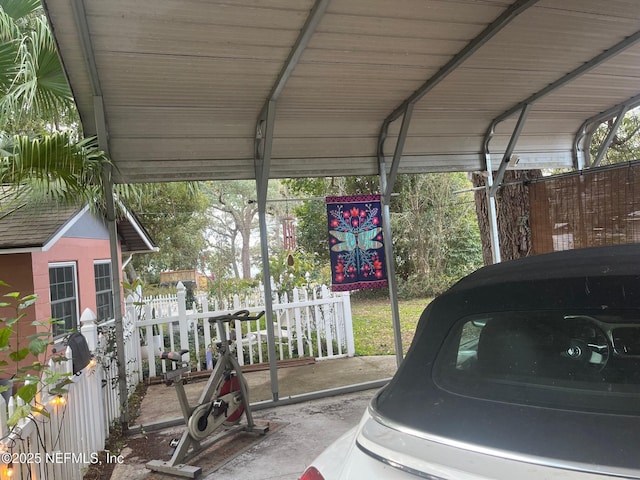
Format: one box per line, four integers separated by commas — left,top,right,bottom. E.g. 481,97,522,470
284,175,379,265
393,173,482,296
286,173,482,298
130,182,210,283
205,180,283,280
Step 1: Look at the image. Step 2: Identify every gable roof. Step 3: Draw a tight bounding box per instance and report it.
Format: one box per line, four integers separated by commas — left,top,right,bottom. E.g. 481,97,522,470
41,0,640,183
0,201,157,255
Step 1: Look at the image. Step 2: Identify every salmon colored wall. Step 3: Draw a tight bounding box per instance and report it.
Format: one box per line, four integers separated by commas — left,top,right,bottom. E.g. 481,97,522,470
0,239,124,380
32,237,124,324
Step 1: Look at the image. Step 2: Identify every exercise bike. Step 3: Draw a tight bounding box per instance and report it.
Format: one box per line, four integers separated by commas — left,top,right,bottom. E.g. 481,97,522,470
146,310,269,478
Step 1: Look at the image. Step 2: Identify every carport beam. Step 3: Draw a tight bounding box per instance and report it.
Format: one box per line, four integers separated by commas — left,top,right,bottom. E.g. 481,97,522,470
482,28,640,261
493,30,640,128
255,100,280,402
378,0,540,158
484,153,502,264
258,0,330,121
72,0,130,426
592,106,628,168
379,157,404,367
253,0,330,401
490,103,531,197
384,104,414,205
575,93,640,168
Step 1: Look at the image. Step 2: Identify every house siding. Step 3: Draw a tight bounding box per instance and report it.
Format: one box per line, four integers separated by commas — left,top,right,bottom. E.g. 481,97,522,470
33,236,124,325
0,235,124,379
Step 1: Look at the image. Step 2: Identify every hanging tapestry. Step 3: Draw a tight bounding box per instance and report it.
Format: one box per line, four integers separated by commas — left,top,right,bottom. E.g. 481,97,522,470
326,194,387,292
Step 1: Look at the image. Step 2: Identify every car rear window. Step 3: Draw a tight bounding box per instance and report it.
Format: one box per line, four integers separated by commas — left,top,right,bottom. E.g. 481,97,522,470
434,310,640,415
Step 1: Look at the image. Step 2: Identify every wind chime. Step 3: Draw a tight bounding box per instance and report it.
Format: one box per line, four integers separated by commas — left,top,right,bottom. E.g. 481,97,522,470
282,214,296,266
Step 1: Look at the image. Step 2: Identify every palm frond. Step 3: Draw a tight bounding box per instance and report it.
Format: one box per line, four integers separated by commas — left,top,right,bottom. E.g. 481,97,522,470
0,132,111,205
5,16,74,124
0,0,41,24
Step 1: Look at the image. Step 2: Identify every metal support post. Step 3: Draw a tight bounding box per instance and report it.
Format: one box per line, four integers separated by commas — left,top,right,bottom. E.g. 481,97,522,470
484,153,501,264
102,164,129,425
252,2,330,400
255,101,279,402
490,103,531,196
379,157,404,367
384,104,414,205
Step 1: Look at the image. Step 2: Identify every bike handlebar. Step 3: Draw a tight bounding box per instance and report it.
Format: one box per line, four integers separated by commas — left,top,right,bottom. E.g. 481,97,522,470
208,309,265,324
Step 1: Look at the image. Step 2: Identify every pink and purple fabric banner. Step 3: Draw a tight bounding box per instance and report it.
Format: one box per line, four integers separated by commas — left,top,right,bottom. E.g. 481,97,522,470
326,194,388,292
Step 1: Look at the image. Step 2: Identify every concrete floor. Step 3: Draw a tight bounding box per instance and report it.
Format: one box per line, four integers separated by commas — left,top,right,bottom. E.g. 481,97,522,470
115,356,397,479
208,389,377,480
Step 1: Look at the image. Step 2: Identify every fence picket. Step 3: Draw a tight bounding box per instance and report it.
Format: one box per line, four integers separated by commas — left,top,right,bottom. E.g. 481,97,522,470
293,289,304,357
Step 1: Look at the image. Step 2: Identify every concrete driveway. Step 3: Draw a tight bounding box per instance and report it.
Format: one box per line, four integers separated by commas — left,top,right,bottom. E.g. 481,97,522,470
207,389,378,480
112,356,396,479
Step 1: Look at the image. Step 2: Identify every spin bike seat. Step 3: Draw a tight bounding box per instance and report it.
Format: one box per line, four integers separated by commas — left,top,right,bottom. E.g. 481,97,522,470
160,349,189,362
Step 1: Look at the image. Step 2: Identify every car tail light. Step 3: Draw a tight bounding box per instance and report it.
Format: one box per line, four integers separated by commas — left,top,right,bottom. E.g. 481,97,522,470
300,466,325,480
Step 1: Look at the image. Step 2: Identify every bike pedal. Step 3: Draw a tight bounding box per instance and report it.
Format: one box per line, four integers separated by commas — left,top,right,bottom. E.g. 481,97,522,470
167,437,180,456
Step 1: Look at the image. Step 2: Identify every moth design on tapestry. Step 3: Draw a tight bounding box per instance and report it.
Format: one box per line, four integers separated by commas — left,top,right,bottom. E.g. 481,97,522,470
326,195,388,292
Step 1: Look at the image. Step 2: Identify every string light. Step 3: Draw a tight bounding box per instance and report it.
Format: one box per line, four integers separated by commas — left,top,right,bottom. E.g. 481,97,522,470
6,462,13,478
49,395,65,406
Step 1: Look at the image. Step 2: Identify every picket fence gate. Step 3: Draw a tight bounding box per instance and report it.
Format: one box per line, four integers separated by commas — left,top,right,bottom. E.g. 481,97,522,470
138,283,355,379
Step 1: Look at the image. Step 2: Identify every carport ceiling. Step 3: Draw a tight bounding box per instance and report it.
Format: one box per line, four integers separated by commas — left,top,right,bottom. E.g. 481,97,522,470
42,0,640,184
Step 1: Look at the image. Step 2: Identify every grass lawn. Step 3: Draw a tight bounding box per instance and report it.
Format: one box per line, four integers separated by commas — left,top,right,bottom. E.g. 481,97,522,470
351,296,432,356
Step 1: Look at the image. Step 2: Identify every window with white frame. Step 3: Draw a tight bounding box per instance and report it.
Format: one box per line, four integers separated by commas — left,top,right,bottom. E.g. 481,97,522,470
94,261,114,322
49,263,79,338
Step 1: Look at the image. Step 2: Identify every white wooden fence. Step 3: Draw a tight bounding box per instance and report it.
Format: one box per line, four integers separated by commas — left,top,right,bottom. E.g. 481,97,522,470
138,283,355,379
0,308,142,480
0,283,353,478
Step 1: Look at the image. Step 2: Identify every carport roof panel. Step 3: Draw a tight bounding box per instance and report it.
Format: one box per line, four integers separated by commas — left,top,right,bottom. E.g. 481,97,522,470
42,0,640,183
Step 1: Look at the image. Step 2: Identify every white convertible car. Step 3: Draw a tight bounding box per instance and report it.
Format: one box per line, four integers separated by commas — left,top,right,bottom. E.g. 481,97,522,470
302,245,640,479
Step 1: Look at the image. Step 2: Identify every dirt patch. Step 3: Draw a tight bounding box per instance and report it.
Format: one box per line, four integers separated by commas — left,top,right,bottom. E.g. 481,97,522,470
86,420,278,480
83,451,117,480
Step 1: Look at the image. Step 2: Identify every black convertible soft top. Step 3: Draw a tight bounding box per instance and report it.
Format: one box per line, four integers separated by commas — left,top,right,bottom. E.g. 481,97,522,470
449,243,640,293
374,244,640,473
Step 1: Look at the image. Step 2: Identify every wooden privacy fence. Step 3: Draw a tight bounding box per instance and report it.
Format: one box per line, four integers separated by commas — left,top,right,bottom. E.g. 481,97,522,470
0,308,142,480
529,161,640,254
137,283,355,380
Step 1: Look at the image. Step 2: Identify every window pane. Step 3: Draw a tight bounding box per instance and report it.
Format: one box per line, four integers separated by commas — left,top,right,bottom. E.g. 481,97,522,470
94,262,114,323
49,265,77,337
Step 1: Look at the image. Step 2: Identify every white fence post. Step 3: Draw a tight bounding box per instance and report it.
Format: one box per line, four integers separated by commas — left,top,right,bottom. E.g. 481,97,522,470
0,396,6,439
342,292,355,357
321,286,334,357
177,282,189,359
80,308,98,352
293,288,305,357
144,302,157,378
233,295,244,366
